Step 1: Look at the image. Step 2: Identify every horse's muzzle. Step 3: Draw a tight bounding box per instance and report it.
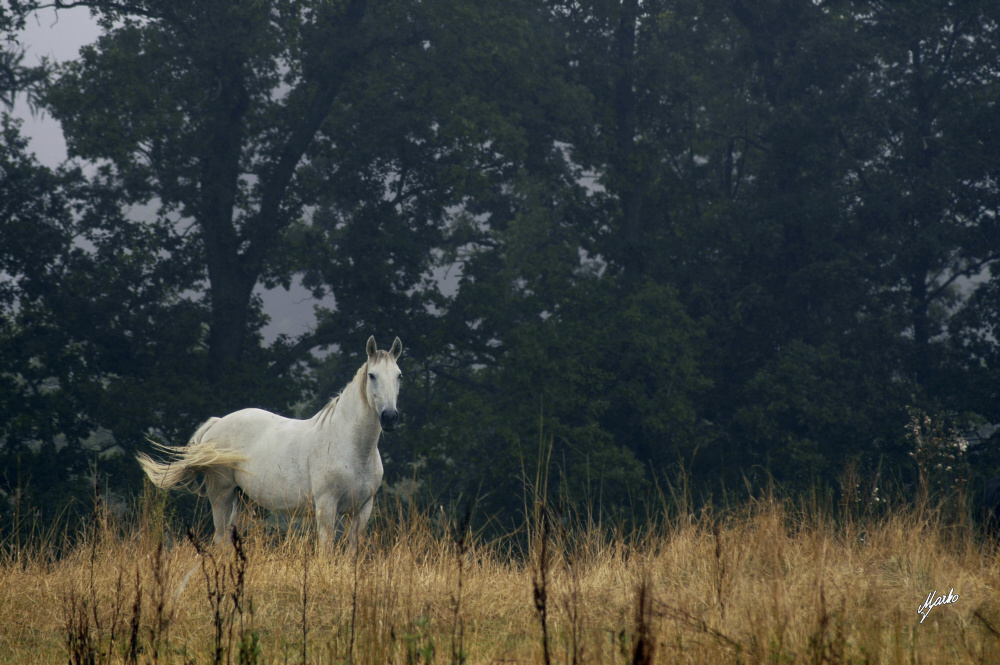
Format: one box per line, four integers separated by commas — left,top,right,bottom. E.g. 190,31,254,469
380,409,399,431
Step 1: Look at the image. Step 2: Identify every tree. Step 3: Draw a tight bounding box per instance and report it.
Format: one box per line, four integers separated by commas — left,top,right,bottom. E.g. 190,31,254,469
7,0,1000,528
21,0,596,520
848,2,1000,406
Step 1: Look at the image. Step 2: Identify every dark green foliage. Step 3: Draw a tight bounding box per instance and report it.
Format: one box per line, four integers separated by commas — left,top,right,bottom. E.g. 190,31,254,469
2,0,1000,532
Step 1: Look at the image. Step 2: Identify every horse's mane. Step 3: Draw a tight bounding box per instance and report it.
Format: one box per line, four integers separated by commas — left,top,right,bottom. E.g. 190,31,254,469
314,396,340,426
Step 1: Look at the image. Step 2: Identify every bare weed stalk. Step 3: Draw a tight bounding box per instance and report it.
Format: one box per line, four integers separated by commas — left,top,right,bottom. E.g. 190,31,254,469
713,518,727,620
63,590,98,665
301,536,309,665
450,508,471,665
187,527,254,665
631,579,654,665
348,539,360,665
149,537,177,664
532,508,552,665
125,565,142,665
807,586,846,665
557,503,584,665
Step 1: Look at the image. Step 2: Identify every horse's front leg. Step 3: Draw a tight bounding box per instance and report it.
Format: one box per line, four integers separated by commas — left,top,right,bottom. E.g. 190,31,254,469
314,494,339,548
347,497,374,553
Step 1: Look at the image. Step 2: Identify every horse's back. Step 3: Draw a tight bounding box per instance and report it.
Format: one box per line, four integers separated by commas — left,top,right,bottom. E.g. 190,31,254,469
209,408,296,443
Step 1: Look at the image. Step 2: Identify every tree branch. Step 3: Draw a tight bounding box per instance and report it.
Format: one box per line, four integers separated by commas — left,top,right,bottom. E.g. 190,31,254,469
39,0,170,26
240,0,371,276
266,319,342,378
927,254,999,302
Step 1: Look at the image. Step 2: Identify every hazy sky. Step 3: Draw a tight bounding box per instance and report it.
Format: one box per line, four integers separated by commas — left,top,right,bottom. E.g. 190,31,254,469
13,7,330,345
13,7,98,165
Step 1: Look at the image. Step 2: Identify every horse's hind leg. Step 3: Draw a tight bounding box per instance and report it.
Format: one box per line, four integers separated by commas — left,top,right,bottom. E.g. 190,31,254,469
205,470,240,544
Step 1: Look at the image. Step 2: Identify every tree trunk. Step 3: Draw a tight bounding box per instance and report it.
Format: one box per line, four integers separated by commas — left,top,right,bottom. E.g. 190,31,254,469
199,66,253,373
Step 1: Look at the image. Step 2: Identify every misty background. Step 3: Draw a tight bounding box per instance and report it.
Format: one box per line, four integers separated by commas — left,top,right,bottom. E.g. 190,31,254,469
2,0,999,537
13,7,333,345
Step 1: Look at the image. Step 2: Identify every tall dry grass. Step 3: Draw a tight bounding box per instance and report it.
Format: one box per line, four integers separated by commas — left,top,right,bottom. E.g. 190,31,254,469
2,482,999,664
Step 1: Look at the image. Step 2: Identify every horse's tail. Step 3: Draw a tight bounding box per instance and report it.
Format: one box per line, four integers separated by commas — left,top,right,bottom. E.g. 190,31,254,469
136,417,247,491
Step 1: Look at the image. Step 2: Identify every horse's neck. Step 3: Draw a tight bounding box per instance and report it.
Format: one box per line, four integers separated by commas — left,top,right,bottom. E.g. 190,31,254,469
330,374,381,458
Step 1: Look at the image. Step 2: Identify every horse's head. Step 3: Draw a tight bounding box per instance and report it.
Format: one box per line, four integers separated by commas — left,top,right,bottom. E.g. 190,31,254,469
364,335,403,431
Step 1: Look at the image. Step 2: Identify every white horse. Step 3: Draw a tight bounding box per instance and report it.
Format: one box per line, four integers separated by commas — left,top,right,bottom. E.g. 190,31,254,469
138,335,402,549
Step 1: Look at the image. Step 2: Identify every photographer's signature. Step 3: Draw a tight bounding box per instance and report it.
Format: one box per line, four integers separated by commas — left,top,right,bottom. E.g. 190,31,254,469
918,588,959,623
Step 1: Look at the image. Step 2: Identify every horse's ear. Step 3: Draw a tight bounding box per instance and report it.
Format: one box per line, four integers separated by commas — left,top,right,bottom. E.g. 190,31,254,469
366,335,378,359
390,337,402,360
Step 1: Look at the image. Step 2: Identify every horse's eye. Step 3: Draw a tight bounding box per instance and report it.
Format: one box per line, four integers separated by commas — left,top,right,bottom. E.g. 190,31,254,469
368,373,376,381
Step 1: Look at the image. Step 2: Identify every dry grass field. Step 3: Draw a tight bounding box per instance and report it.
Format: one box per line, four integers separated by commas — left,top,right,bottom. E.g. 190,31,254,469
2,487,1000,664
